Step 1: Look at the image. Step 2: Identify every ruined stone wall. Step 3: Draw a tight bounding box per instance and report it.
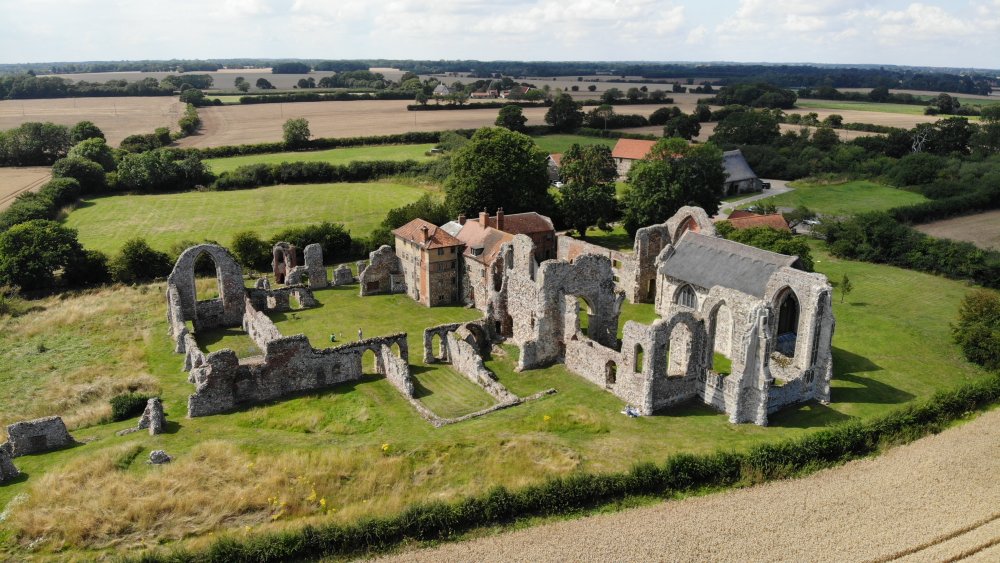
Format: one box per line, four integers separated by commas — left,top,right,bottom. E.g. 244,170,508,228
5,417,75,457
166,244,246,332
242,298,284,350
0,448,18,482
333,264,354,286
424,323,463,363
360,245,403,297
445,329,517,403
382,344,414,398
187,333,410,417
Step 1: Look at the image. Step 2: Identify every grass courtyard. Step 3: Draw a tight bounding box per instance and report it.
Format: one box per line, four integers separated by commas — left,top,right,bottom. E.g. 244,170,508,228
0,242,993,558
204,144,438,174
741,180,927,217
62,181,430,255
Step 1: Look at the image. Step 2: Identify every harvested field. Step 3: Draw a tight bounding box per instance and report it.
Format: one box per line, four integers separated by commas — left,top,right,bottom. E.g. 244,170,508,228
0,166,50,210
624,122,880,143
915,210,1000,250
175,100,681,148
382,407,1000,563
0,97,184,147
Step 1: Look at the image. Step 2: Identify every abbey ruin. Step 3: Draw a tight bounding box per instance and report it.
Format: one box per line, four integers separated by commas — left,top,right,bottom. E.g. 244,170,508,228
162,206,834,427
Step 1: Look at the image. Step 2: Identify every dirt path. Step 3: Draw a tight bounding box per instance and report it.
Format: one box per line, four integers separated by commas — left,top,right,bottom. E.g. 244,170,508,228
378,408,1000,562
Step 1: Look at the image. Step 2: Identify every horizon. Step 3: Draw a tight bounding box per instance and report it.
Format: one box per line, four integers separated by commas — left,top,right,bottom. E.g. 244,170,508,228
2,0,999,69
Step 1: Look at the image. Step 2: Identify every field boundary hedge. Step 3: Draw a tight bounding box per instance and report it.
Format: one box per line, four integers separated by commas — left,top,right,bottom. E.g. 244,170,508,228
212,160,439,190
132,372,1000,563
178,130,475,159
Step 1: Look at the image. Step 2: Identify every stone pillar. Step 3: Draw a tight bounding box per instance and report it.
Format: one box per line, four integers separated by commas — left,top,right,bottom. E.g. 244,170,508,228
304,243,328,288
0,447,19,483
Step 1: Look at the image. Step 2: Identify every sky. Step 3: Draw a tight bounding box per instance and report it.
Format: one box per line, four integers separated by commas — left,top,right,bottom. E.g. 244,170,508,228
1,0,999,69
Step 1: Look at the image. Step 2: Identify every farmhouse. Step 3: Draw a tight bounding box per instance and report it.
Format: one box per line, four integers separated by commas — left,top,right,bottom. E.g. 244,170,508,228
721,149,763,195
392,218,463,307
432,83,451,96
611,138,657,179
547,153,562,182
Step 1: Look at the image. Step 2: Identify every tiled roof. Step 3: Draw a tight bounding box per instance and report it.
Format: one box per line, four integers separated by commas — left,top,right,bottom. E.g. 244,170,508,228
392,218,462,249
549,153,562,166
726,210,756,219
660,231,798,298
611,139,657,160
455,221,513,264
727,213,791,232
488,212,554,235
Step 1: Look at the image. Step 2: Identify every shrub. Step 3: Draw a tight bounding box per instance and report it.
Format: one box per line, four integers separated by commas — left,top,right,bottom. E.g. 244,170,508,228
69,120,104,144
52,156,107,193
109,238,173,284
120,133,164,153
0,192,56,231
64,249,111,287
231,231,272,271
67,137,116,171
109,393,150,422
0,220,86,290
953,290,1000,370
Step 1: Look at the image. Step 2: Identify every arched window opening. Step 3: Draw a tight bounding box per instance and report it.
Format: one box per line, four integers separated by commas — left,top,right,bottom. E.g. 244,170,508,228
711,302,733,375
432,333,444,360
362,348,379,375
634,344,645,373
577,296,592,336
666,323,693,377
605,361,617,387
675,285,697,309
776,290,800,357
193,252,222,302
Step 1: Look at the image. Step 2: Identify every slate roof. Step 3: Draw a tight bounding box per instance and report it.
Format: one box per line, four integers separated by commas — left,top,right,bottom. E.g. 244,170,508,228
722,149,757,183
392,218,462,249
660,231,798,297
612,139,657,161
727,213,791,232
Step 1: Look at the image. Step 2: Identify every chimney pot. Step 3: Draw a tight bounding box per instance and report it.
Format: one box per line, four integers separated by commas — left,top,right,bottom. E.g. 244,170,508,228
479,210,488,228
496,207,505,232
458,213,466,225
420,225,429,243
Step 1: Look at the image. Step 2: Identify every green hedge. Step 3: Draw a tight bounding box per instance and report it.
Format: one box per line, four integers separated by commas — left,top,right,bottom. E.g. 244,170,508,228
179,130,474,160
110,393,150,422
212,160,439,191
132,372,1000,562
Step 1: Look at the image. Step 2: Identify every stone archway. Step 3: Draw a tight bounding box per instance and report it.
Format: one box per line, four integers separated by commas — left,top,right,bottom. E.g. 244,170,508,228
167,244,246,331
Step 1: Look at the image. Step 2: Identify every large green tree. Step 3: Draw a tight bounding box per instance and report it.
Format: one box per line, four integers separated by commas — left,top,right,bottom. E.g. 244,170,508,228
557,144,618,236
445,127,553,216
663,114,701,140
283,118,311,148
0,220,86,290
544,93,584,132
495,105,527,132
710,110,781,146
67,137,116,171
952,289,1000,370
620,138,725,235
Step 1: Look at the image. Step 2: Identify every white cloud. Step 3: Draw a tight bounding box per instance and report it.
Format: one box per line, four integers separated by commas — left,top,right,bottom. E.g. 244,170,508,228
685,24,707,44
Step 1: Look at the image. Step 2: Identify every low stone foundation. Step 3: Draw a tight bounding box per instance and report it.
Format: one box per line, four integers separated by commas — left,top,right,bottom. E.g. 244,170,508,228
0,448,19,482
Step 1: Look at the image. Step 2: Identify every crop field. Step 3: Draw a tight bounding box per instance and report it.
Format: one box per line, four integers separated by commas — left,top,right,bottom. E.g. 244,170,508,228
0,166,51,210
175,100,681,148
741,180,927,217
204,143,437,174
0,240,991,558
794,99,930,115
62,181,429,255
0,96,184,147
914,210,1000,250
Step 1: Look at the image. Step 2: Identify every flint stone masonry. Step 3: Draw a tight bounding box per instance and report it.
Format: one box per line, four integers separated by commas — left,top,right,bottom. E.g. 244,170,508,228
254,277,270,290
359,245,405,296
286,243,328,288
501,207,834,426
138,398,167,435
0,448,18,482
166,244,246,333
5,417,75,457
382,344,415,398
149,450,171,464
446,328,517,403
333,264,354,286
272,242,297,284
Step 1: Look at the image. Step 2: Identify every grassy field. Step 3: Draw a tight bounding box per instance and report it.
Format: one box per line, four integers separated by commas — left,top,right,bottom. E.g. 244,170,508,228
532,134,618,154
577,225,634,252
0,244,993,558
62,181,430,255
794,99,931,115
204,144,437,174
741,180,927,217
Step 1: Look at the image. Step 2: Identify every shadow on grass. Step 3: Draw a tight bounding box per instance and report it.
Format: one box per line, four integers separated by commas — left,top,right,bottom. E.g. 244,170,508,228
160,420,183,435
768,400,855,429
229,373,386,419
408,365,436,400
832,347,915,405
0,471,29,486
651,399,722,418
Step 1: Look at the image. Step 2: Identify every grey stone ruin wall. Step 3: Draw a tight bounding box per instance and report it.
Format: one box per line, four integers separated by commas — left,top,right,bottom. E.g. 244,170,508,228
246,286,318,313
285,243,328,288
424,323,463,363
272,242,297,284
4,416,75,457
0,447,19,482
187,332,410,417
628,223,673,304
137,398,166,435
333,264,354,286
243,298,284,351
505,235,624,371
166,244,246,333
381,344,415,398
359,245,403,296
445,329,517,403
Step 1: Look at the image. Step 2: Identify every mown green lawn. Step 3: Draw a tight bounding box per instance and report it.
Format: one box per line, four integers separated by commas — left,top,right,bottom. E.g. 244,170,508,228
793,99,930,115
205,144,437,174
532,134,618,154
62,182,430,255
742,180,927,217
1,242,994,558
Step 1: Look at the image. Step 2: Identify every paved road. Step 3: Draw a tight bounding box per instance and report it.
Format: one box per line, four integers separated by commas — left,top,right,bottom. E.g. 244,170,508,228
378,407,1000,562
717,179,792,219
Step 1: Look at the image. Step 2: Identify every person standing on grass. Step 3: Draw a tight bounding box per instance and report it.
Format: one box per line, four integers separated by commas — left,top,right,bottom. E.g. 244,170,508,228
358,328,363,340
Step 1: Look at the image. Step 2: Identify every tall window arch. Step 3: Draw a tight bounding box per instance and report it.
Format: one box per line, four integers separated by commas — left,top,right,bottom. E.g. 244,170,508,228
675,284,697,309
775,289,800,357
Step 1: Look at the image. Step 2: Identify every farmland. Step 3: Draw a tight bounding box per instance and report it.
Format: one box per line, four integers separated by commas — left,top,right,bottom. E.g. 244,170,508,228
914,210,1000,250
62,181,429,255
0,241,991,558
0,96,184,146
531,134,617,154
0,166,50,210
204,143,437,174
740,180,928,217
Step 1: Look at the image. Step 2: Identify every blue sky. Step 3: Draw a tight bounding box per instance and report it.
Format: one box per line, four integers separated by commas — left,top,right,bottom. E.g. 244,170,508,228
1,0,998,69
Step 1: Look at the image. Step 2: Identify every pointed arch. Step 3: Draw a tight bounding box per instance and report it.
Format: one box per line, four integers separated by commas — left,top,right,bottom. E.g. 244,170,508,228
774,287,800,357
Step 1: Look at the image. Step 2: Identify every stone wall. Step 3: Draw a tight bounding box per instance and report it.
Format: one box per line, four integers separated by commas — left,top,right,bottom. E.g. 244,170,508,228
285,243,328,288
424,323,463,363
445,328,517,403
166,244,246,333
0,448,18,482
359,245,404,296
4,417,75,457
272,242,297,284
333,264,354,286
382,344,414,398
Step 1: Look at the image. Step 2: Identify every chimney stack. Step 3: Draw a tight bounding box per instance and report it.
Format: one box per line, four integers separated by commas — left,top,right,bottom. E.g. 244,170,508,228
496,207,505,232
479,209,488,228
458,213,466,226
419,225,429,243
